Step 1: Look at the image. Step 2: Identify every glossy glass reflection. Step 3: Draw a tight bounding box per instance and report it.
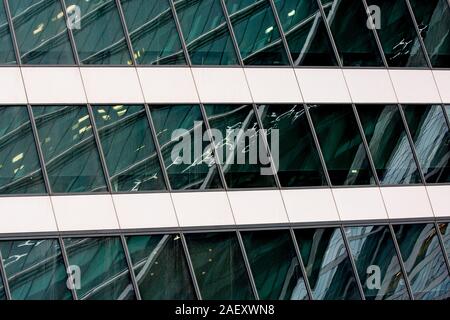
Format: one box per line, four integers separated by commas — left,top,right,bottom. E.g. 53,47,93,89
126,234,196,300
403,105,450,183
356,105,422,185
0,272,5,300
64,237,135,300
185,232,254,300
394,224,450,300
241,230,309,300
0,1,16,64
0,239,71,300
345,226,410,300
120,0,186,65
295,227,361,300
93,105,166,192
438,222,450,261
0,106,46,194
257,104,327,187
308,104,375,186
33,106,107,193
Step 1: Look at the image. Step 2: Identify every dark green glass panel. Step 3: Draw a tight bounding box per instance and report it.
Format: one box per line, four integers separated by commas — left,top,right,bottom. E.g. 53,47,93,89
33,106,107,193
64,237,135,300
66,0,131,64
8,0,75,64
321,0,383,66
345,226,410,300
402,105,450,183
356,105,422,185
446,105,450,120
120,0,186,65
366,0,427,67
175,0,239,65
0,239,72,300
0,1,16,64
0,106,46,194
308,104,376,186
93,105,166,192
295,227,361,300
394,224,450,300
409,0,450,68
204,104,277,188
241,230,309,300
438,223,450,261
257,104,327,187
0,272,5,300
126,234,196,300
226,0,289,65
185,232,254,300
150,105,222,190
273,0,337,66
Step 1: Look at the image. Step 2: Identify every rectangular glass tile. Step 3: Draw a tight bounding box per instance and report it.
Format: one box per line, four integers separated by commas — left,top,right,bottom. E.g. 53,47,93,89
126,234,196,300
0,1,16,64
185,232,255,300
241,230,309,300
64,237,135,300
0,239,72,300
438,222,450,261
93,105,166,192
33,106,108,193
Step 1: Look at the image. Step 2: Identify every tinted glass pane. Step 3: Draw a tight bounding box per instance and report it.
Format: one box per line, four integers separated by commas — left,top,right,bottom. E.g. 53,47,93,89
64,237,135,300
295,227,361,300
66,0,131,64
409,0,450,68
175,0,239,65
150,105,222,190
120,0,186,65
126,234,196,300
0,106,46,194
322,0,383,66
308,104,375,186
9,0,75,64
33,106,107,193
204,104,277,188
403,105,450,183
0,239,71,300
356,105,422,185
0,1,16,64
93,105,166,192
185,232,254,300
0,272,5,300
345,226,409,300
394,224,450,300
241,230,309,300
438,223,450,261
257,104,327,187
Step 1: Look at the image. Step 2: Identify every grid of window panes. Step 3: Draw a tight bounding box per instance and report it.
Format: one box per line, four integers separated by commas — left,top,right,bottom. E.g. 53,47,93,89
0,0,448,68
0,221,449,300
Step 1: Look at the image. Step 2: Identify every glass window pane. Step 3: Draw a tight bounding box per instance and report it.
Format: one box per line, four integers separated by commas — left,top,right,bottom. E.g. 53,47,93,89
257,104,327,187
66,0,131,64
175,0,239,65
409,0,450,68
126,234,196,300
321,0,383,66
0,239,71,300
0,1,16,64
93,105,166,192
33,106,108,193
394,224,450,300
226,0,289,65
402,105,450,184
294,227,361,300
0,272,5,300
241,230,309,300
120,0,186,65
185,232,254,300
356,105,422,185
308,104,376,186
0,106,46,194
64,237,135,300
9,0,75,64
150,104,223,190
204,104,277,188
345,226,410,300
438,222,450,261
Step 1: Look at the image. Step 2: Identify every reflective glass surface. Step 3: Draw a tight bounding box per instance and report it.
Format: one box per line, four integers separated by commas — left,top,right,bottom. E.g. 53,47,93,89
0,1,16,64
0,272,5,300
93,105,166,192
438,222,450,261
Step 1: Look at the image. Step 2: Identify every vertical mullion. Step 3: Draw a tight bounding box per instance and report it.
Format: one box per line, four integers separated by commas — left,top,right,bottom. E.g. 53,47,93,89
0,250,12,300
236,230,260,300
267,0,294,66
120,235,142,300
58,237,79,300
3,0,21,65
219,0,245,66
168,0,192,66
114,0,137,65
434,222,450,275
442,105,450,129
180,233,202,300
59,0,81,65
289,228,314,300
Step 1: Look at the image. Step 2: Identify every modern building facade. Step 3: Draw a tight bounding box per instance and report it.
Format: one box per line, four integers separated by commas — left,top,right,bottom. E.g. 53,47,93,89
0,0,449,301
